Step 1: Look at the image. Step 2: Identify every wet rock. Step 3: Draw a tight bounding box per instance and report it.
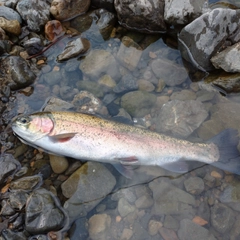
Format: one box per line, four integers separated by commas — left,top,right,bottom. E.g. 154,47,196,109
114,0,166,33
137,79,155,92
9,190,29,210
0,154,20,186
121,90,157,118
76,80,104,98
117,36,142,71
178,8,240,71
79,49,119,80
42,68,62,86
151,58,188,86
49,155,69,174
164,0,206,25
0,17,21,35
149,180,195,217
0,200,15,216
120,228,133,240
95,8,117,40
0,6,22,23
23,37,44,55
98,74,116,90
57,37,90,61
42,97,74,112
118,198,135,217
204,71,240,93
62,162,116,222
1,56,36,90
113,74,138,94
10,175,43,192
148,219,162,236
184,177,205,195
45,20,65,42
50,0,91,21
72,90,108,115
211,42,240,73
25,188,66,234
88,214,111,240
135,194,154,209
211,203,235,234
170,89,196,101
154,100,208,138
59,86,79,101
1,229,29,240
91,0,115,12
196,90,215,102
178,219,216,240
16,0,50,32
159,227,179,240
163,215,179,230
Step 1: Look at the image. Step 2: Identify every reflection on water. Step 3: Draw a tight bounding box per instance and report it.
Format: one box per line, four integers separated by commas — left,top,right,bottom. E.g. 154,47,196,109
7,6,240,240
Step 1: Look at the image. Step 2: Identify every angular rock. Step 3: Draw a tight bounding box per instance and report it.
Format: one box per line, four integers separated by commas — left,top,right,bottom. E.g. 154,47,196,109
63,162,116,223
178,219,216,240
148,219,162,236
121,90,157,118
211,42,240,73
164,0,206,25
211,203,235,234
117,36,142,71
25,188,66,234
57,37,90,61
79,49,119,80
179,8,240,71
114,0,166,33
50,0,91,21
16,0,50,32
154,100,208,138
151,58,188,86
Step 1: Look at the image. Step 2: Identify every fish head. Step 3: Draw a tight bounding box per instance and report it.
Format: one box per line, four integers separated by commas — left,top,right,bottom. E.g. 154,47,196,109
12,112,54,142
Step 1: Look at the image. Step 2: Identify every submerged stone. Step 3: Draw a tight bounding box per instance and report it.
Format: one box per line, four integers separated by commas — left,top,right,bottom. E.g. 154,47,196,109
63,162,116,223
154,100,208,138
121,90,157,118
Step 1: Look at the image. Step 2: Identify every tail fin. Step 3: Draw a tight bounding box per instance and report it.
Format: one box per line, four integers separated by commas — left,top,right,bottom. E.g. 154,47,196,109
208,128,240,175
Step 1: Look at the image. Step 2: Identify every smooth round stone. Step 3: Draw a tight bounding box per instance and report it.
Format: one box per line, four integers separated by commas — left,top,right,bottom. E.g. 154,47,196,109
49,155,69,174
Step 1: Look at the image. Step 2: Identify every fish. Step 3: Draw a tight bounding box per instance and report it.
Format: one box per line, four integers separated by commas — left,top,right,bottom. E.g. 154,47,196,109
11,111,240,177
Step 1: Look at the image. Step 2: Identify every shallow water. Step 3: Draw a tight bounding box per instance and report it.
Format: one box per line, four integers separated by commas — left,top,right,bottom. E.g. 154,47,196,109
6,5,240,240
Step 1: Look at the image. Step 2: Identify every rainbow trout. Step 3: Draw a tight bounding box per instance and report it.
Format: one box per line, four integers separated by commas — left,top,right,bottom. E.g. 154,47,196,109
11,111,240,176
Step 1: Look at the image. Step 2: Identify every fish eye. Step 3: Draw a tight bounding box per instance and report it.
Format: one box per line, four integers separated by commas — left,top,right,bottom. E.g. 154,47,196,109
17,116,30,125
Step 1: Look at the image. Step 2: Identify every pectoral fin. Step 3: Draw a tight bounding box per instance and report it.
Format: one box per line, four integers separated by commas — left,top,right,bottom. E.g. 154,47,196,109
113,156,140,178
50,133,76,142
